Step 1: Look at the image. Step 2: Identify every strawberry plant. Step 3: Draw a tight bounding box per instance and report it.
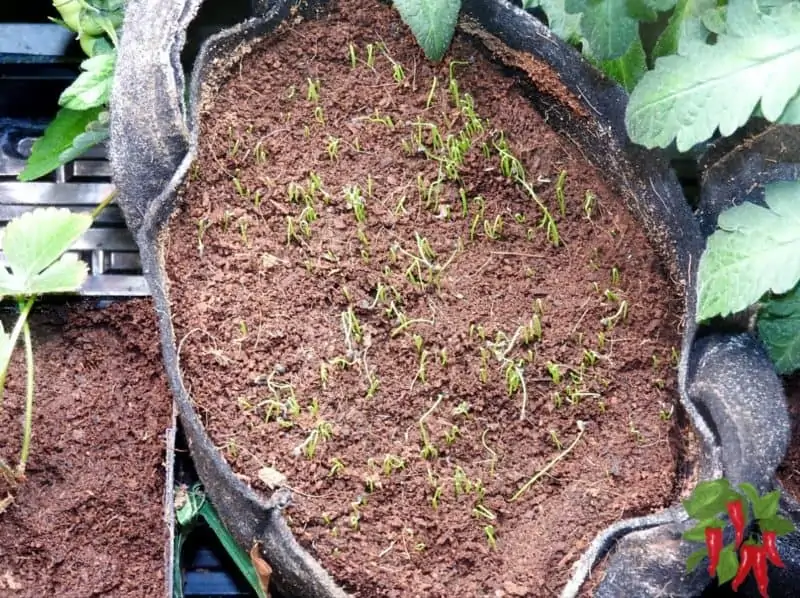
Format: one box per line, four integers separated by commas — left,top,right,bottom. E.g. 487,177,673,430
19,0,123,182
683,478,796,597
0,197,112,496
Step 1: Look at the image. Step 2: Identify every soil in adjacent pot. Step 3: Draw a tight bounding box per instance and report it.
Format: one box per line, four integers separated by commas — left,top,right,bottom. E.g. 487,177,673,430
165,1,691,595
777,376,800,498
0,300,170,597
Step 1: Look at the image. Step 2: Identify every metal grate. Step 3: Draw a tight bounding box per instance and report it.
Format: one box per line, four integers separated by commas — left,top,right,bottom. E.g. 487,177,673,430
0,131,149,296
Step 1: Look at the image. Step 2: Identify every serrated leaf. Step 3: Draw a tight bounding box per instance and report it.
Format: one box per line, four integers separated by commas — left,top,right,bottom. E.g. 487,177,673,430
578,0,639,60
600,37,646,92
59,53,115,111
716,544,739,584
653,0,715,59
393,0,461,62
18,106,104,182
0,208,92,296
758,283,800,373
697,181,800,321
778,89,800,124
685,547,708,572
626,4,800,151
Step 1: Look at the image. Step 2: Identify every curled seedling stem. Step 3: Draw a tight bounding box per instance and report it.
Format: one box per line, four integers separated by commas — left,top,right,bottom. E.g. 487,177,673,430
418,394,443,459
509,421,586,502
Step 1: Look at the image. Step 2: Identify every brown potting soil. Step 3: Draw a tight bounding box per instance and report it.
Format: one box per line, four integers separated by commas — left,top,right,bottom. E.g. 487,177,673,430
0,300,170,597
777,377,800,499
165,0,691,595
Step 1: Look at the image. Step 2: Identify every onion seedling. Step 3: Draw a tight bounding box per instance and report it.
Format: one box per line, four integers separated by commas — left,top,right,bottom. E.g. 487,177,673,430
583,190,597,219
348,42,358,68
329,458,345,477
425,76,438,108
196,217,210,255
473,504,496,521
306,78,320,102
326,136,340,161
484,525,497,549
365,43,376,68
555,170,567,216
483,215,504,240
382,454,405,476
340,306,363,349
601,300,629,329
418,393,443,460
313,105,325,125
344,185,366,223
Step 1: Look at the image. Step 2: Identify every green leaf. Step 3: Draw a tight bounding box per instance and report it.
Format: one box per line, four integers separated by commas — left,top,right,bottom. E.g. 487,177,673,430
539,0,583,42
686,547,708,572
626,3,800,151
626,0,659,22
198,499,267,598
778,89,800,124
758,283,800,374
652,0,715,59
578,0,639,60
759,515,796,535
57,111,110,166
18,106,104,181
697,181,800,321
753,490,780,520
683,479,735,520
0,208,92,296
716,544,740,584
683,518,726,541
59,52,115,111
738,483,762,510
600,37,647,92
701,6,727,34
393,0,461,62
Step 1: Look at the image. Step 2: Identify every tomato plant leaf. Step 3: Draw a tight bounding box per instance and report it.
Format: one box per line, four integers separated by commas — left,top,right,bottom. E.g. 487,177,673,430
652,0,715,59
393,0,461,62
697,181,800,321
626,3,800,151
18,106,104,182
59,53,116,111
685,547,708,572
600,37,647,92
0,208,92,296
758,283,800,374
716,544,739,584
577,0,639,60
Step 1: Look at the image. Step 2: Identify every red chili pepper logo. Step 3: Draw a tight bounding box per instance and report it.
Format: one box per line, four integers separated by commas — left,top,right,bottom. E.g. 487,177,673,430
732,543,756,592
763,531,785,569
705,526,723,576
727,499,746,549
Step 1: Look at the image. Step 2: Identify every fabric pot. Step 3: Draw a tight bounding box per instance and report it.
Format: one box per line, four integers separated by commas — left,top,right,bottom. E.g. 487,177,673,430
109,0,798,595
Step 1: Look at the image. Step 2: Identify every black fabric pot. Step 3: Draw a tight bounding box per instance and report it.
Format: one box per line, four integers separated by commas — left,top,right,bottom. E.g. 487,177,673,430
108,1,797,595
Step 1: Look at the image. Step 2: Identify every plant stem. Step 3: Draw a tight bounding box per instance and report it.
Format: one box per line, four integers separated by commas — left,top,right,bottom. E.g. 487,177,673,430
0,297,35,411
92,188,118,219
16,318,34,476
509,421,586,502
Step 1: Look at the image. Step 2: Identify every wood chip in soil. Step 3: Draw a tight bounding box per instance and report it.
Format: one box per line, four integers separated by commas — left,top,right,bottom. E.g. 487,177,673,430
164,1,693,595
0,301,170,598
